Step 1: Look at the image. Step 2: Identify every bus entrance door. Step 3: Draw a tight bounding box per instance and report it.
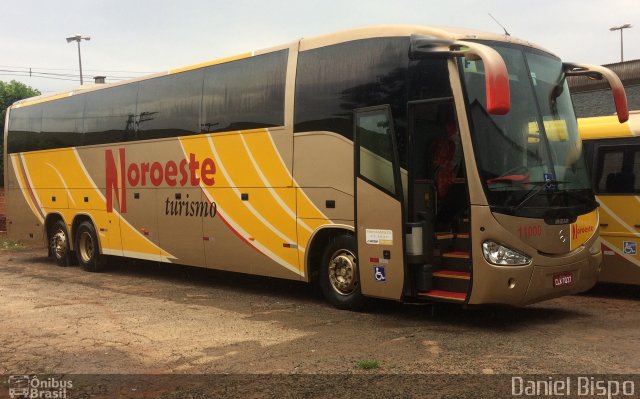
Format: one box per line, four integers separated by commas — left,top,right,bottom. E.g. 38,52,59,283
354,106,404,300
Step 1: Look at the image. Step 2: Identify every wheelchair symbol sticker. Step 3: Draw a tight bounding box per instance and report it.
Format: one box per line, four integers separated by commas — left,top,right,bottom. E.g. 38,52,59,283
543,173,557,191
623,241,637,255
374,266,386,282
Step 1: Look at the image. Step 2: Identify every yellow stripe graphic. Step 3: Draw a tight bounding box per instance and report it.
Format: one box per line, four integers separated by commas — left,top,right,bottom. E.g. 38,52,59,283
239,133,309,232
599,199,640,238
44,162,77,208
19,154,45,214
11,155,45,224
16,149,175,262
211,135,297,242
71,149,176,261
13,126,339,273
242,129,334,272
179,133,300,274
179,128,336,276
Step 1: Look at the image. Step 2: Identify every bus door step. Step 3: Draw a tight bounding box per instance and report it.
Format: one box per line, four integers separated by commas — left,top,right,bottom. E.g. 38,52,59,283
431,270,470,293
418,290,467,302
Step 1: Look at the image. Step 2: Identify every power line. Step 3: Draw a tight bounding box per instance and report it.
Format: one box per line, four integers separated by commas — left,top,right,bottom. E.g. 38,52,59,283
0,68,137,79
0,73,78,82
0,64,156,74
1,69,90,79
0,72,133,83
0,68,138,81
0,64,156,86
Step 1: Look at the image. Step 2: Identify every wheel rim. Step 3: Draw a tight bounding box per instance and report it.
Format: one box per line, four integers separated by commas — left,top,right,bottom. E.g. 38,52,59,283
78,231,94,263
51,229,68,260
328,249,358,296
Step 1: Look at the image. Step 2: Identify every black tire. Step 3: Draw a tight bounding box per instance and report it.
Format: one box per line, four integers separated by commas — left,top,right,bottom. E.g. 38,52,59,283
49,220,71,267
75,221,106,272
319,235,367,310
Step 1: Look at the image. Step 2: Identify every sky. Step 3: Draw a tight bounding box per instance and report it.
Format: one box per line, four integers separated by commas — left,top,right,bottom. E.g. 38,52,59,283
2,0,639,94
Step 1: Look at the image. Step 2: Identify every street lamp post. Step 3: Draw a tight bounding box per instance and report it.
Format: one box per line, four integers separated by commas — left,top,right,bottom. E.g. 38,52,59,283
609,23,632,63
66,34,91,85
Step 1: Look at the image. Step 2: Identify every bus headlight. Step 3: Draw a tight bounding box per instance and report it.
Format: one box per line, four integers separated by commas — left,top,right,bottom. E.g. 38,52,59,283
482,241,531,266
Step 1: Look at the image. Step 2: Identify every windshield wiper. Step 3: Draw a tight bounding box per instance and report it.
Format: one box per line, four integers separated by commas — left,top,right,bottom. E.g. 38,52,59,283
510,180,568,211
510,184,544,212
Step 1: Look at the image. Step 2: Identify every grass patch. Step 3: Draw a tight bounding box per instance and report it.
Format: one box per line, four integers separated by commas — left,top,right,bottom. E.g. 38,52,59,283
355,359,379,370
0,238,27,252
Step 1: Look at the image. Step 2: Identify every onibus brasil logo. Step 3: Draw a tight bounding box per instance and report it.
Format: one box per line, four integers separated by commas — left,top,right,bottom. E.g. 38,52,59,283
8,375,72,398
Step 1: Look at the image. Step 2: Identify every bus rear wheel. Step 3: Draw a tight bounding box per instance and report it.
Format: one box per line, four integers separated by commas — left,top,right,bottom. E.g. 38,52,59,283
75,221,106,272
49,220,71,267
320,235,366,310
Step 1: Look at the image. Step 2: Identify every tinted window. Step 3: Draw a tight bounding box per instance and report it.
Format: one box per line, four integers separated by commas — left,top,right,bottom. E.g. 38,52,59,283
7,51,287,151
408,59,451,101
201,50,287,133
357,107,398,195
7,104,43,153
406,59,452,171
135,69,203,140
595,143,640,194
41,95,85,150
84,84,139,145
294,37,409,148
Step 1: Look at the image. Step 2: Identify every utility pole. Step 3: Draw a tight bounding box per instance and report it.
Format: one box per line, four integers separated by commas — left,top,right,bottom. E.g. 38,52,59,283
609,23,632,62
66,34,91,84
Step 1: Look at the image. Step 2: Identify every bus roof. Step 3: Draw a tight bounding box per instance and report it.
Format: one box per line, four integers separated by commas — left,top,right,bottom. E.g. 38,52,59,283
578,111,640,140
11,24,551,109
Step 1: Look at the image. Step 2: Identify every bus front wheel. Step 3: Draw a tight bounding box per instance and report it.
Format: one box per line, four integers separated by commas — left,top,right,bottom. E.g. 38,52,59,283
320,235,366,310
75,221,106,272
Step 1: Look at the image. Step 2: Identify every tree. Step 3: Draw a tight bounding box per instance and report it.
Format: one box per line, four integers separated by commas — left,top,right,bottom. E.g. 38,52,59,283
1,80,41,186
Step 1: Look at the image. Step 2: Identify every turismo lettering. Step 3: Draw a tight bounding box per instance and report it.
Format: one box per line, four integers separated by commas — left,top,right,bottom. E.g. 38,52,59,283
165,197,217,218
105,148,216,213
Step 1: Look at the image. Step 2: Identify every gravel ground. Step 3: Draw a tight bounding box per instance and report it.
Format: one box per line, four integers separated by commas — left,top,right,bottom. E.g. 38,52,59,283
1,245,639,398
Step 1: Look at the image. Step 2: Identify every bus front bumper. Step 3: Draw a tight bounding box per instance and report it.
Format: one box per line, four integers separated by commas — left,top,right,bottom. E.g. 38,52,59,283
468,249,601,306
520,251,601,305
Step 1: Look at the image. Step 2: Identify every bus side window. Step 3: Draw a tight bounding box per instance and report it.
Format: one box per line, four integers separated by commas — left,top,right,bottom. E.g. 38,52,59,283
356,108,398,196
596,144,640,194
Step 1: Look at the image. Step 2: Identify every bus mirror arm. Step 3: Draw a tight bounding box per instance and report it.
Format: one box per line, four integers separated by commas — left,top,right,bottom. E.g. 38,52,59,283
409,36,510,115
563,63,629,123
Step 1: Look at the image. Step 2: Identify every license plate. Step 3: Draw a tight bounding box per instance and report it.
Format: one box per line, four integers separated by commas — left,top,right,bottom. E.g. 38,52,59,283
553,272,573,287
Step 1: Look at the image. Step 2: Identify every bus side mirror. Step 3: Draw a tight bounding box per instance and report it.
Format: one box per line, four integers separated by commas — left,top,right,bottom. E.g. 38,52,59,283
410,36,510,115
564,63,629,123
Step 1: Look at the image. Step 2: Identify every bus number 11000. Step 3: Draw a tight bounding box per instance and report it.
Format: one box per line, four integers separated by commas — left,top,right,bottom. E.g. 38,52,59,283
519,225,542,238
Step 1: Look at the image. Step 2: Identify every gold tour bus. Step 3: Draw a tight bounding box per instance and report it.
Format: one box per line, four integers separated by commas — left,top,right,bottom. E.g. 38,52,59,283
3,26,629,310
579,111,640,286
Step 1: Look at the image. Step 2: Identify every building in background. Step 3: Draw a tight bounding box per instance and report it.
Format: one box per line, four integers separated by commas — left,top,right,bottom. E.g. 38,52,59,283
569,59,640,117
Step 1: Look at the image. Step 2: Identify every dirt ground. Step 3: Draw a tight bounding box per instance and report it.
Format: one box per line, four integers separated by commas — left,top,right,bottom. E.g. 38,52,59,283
1,245,639,397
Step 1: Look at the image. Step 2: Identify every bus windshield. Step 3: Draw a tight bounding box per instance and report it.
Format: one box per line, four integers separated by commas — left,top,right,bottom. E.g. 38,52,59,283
462,42,596,219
